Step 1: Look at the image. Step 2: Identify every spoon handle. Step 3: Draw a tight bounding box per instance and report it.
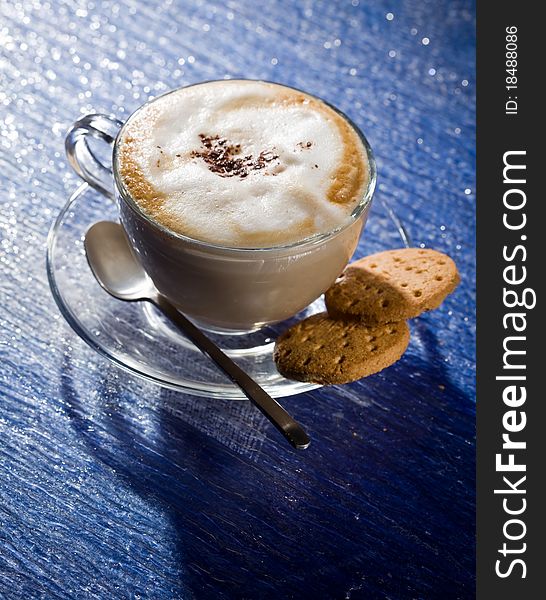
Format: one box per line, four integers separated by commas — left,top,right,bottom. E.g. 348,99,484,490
154,296,311,450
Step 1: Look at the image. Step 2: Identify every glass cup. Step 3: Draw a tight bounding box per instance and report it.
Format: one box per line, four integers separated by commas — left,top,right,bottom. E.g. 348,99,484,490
65,81,376,333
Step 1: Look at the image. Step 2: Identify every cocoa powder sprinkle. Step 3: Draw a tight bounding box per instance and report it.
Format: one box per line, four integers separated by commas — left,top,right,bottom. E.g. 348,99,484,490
190,134,279,178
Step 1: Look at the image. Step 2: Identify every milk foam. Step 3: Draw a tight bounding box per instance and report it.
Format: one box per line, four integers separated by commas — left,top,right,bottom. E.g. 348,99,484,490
118,80,368,247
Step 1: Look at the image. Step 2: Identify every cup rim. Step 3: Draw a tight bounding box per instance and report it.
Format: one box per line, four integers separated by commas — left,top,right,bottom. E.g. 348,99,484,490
112,79,377,253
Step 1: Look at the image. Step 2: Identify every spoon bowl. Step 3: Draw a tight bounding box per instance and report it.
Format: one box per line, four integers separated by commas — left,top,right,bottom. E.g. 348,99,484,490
85,221,155,302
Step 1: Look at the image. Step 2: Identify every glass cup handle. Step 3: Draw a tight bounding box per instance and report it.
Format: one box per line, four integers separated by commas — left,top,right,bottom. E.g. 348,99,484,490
65,114,124,200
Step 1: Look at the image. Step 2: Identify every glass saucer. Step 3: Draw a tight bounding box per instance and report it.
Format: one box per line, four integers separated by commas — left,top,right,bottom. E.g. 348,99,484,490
46,183,410,399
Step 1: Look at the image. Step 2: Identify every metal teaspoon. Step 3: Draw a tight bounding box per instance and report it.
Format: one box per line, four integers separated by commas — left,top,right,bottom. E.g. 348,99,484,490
84,221,311,450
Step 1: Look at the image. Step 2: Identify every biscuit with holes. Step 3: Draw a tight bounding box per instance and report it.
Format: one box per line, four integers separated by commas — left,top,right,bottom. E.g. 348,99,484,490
274,312,410,384
325,248,460,324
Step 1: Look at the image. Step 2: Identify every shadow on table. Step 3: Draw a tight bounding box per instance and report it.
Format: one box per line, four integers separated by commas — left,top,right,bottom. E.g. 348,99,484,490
60,319,475,599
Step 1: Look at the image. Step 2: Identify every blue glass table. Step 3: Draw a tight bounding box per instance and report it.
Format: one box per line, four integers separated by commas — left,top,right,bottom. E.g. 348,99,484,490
1,1,475,597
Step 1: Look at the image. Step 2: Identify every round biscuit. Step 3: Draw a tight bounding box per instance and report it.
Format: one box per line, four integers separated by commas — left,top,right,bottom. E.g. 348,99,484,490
274,312,410,384
325,248,460,324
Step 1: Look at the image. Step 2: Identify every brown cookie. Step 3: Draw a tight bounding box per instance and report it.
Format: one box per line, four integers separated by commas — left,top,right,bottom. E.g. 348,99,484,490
325,248,460,324
274,312,410,384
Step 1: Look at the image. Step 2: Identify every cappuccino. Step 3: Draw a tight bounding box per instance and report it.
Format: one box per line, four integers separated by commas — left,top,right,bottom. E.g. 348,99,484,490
117,80,369,247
